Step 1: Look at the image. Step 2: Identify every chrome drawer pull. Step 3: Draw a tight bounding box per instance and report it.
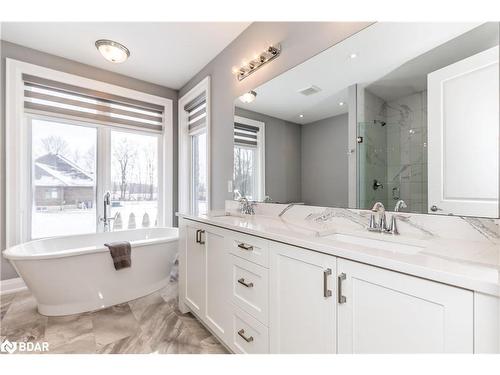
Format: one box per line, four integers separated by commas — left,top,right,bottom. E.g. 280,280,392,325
237,278,254,288
237,243,254,251
338,273,347,304
198,230,205,245
237,329,254,343
323,268,332,298
195,229,205,244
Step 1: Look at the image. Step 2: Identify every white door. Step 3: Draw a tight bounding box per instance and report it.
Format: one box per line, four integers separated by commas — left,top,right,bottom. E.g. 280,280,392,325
269,242,337,354
428,46,499,217
337,258,474,353
204,228,231,340
183,224,206,316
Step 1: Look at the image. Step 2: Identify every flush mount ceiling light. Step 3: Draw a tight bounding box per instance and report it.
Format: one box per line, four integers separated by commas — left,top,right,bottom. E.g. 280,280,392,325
95,39,130,63
349,52,358,59
299,114,304,118
239,91,257,103
338,101,345,106
235,45,281,81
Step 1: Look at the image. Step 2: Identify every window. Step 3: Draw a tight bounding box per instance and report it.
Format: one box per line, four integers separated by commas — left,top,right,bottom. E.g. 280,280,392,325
233,116,265,201
110,130,159,230
6,59,173,245
191,131,207,215
31,118,97,238
178,77,210,216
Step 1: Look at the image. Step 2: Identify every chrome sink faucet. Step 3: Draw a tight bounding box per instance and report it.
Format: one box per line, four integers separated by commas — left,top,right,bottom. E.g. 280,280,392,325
368,202,388,232
239,197,256,215
387,200,408,235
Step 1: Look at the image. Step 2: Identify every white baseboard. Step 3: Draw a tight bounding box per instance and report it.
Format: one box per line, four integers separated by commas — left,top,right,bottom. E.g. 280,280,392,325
0,277,27,295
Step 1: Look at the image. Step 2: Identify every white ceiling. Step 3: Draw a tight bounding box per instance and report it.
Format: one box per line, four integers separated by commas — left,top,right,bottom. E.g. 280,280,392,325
1,22,251,89
236,22,485,125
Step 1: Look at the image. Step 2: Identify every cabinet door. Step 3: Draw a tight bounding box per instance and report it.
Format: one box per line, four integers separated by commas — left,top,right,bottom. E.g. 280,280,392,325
337,258,473,353
204,229,231,340
183,224,206,316
269,242,337,354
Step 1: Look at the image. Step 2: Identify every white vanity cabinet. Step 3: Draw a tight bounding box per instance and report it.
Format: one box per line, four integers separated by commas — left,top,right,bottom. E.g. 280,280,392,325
336,258,474,353
179,218,487,354
179,220,231,342
269,242,337,354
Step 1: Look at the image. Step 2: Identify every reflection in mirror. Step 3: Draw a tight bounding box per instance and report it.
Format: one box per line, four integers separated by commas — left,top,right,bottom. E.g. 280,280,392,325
233,22,499,217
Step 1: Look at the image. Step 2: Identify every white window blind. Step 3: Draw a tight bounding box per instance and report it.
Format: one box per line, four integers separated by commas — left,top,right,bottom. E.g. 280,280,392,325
23,74,164,133
234,122,259,147
184,92,207,135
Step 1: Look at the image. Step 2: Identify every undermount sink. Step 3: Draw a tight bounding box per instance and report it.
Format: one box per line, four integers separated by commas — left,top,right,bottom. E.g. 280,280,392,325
327,233,424,255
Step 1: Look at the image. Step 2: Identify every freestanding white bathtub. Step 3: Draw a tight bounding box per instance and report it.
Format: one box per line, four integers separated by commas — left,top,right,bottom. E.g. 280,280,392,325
2,227,178,316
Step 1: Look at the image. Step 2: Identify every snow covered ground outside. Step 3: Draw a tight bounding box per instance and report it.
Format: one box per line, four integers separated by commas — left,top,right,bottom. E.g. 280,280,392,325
32,201,158,239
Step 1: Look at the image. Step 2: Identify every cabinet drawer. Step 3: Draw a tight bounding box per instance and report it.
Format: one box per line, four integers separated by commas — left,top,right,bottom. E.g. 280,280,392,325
228,232,269,268
229,304,269,354
231,255,269,325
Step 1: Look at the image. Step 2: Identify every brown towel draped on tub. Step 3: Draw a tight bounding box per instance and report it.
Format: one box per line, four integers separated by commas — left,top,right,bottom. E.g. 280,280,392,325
104,241,132,270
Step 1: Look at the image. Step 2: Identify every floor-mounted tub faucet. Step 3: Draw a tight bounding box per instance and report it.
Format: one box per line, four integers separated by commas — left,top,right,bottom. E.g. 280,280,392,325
100,191,116,231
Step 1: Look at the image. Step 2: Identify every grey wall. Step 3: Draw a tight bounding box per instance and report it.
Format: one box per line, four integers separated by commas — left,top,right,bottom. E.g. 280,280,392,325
0,40,178,280
179,22,373,210
301,113,349,207
235,107,301,203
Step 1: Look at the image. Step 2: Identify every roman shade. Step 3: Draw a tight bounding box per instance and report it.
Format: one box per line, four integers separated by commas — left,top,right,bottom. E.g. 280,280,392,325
184,92,207,134
23,74,164,133
234,122,259,147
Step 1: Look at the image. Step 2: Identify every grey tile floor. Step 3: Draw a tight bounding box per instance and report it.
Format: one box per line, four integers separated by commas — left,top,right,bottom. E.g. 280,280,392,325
0,281,228,354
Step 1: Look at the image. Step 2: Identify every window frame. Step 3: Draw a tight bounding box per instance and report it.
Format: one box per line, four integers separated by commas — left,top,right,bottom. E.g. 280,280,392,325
27,114,99,239
233,115,266,201
6,58,173,246
178,77,211,215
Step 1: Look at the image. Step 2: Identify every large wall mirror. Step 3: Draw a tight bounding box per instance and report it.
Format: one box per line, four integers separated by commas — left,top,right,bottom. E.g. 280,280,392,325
233,22,499,218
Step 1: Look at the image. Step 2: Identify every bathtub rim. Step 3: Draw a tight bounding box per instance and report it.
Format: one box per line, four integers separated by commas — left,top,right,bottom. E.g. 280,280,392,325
2,227,179,261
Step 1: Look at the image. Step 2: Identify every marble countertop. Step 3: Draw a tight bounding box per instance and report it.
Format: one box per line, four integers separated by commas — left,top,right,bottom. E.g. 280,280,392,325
178,209,500,297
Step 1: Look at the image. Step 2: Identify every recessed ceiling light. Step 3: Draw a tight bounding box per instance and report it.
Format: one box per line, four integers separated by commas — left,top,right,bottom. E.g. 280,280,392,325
338,101,345,106
299,114,304,118
349,52,358,59
239,91,257,103
95,39,130,63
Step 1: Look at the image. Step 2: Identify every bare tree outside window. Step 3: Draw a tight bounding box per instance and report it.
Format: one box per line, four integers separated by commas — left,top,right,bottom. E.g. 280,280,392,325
113,137,138,200
41,135,69,156
111,131,159,230
233,146,256,200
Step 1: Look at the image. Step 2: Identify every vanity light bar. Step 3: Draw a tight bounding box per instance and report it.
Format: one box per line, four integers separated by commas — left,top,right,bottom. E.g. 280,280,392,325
236,45,282,81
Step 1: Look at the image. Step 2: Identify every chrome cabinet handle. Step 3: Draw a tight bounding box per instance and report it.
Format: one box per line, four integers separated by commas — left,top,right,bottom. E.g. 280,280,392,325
237,243,253,251
338,273,347,304
430,205,443,212
323,268,332,298
196,229,205,244
237,278,254,288
237,329,254,343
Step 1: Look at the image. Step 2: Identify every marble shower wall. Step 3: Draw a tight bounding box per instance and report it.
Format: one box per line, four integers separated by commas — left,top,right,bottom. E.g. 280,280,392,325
357,88,428,213
357,89,388,209
385,91,428,212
